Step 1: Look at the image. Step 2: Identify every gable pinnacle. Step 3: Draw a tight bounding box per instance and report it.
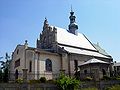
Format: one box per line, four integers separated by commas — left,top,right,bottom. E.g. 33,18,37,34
44,17,48,25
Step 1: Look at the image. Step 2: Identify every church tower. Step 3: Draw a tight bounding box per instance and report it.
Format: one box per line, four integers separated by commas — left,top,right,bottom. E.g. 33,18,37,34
68,8,78,35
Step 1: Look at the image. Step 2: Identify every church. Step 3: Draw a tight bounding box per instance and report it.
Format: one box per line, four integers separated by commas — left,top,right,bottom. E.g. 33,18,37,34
9,9,113,80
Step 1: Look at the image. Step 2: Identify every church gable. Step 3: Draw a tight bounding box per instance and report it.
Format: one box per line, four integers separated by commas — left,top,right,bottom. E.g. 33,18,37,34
37,18,57,50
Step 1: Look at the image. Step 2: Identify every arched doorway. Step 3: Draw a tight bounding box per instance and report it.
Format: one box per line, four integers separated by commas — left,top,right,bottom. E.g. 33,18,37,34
15,69,18,80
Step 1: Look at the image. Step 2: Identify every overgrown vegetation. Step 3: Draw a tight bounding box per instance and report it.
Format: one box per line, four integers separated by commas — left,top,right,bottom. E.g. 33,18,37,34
56,73,80,90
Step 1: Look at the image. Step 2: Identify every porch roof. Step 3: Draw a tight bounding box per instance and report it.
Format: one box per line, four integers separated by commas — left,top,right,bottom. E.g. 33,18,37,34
78,58,109,66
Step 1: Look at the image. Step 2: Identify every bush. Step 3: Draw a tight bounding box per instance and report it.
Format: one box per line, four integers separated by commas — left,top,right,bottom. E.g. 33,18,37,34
56,73,80,90
39,77,46,83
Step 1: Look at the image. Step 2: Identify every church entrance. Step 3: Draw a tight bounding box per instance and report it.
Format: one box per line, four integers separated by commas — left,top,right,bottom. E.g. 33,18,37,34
15,69,18,80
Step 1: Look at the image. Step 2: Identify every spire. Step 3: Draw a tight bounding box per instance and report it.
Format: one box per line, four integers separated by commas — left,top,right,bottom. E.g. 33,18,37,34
68,7,78,35
71,5,73,12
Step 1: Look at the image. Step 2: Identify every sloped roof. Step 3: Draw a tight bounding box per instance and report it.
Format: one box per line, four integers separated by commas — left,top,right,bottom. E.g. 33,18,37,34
79,58,109,66
56,27,97,51
93,43,110,56
59,45,110,59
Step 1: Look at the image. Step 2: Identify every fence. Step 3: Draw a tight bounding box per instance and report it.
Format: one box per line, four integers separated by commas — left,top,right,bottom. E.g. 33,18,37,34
0,80,120,90
81,80,120,90
9,72,60,81
9,71,76,81
0,83,58,90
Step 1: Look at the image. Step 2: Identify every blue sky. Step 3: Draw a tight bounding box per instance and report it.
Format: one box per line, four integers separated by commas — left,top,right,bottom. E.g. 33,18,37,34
0,0,120,62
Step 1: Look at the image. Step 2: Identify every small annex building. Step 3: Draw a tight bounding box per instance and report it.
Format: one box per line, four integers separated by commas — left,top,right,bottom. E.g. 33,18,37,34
9,9,113,81
79,58,110,81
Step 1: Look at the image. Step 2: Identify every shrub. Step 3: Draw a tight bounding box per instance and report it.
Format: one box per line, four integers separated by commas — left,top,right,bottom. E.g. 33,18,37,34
56,73,80,90
39,77,46,83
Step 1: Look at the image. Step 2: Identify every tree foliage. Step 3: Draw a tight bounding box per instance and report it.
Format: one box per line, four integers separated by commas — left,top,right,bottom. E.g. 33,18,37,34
0,53,11,82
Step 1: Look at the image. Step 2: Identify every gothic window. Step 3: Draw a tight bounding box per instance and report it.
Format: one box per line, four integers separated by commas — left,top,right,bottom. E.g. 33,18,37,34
45,59,52,72
29,61,32,72
15,59,20,68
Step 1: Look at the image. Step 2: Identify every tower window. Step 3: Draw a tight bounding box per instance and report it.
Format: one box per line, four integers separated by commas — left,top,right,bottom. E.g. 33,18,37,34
45,59,52,71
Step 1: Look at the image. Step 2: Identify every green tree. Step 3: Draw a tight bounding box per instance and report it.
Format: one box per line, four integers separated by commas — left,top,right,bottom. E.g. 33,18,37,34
0,53,11,82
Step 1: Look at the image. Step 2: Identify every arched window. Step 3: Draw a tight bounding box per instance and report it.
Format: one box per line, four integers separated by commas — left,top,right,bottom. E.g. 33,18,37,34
29,61,32,72
46,59,52,71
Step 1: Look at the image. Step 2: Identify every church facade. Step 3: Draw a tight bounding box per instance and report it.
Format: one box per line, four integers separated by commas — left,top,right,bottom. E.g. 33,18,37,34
9,10,113,80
